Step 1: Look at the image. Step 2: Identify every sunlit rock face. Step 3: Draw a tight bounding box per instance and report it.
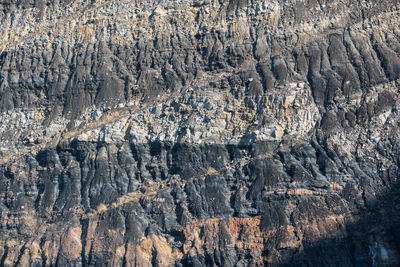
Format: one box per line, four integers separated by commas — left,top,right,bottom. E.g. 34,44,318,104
1,0,400,266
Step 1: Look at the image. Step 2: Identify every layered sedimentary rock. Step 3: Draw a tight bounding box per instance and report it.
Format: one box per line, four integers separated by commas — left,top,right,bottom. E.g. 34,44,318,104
1,0,400,266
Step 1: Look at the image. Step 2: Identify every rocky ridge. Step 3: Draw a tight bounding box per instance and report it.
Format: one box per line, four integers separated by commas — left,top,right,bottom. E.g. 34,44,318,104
1,0,400,266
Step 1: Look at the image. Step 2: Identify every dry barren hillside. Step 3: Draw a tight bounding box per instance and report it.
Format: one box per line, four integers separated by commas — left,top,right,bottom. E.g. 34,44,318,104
1,0,400,266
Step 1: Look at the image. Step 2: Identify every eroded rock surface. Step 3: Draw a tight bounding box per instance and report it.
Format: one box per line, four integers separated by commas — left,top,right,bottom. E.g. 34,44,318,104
1,0,400,266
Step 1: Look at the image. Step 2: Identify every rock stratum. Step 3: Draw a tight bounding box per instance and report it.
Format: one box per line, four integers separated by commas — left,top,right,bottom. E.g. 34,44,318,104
1,0,400,266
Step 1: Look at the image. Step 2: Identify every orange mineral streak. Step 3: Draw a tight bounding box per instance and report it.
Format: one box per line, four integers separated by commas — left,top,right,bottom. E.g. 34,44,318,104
124,235,177,267
183,217,301,255
60,226,83,260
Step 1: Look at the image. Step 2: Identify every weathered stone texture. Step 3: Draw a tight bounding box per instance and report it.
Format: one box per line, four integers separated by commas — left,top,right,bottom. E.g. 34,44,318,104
1,0,400,266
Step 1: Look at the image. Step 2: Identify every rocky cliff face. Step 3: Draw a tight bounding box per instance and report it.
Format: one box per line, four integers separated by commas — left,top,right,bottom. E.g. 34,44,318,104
1,0,400,266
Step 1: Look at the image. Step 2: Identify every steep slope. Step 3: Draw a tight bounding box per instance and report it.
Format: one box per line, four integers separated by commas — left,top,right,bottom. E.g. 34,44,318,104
1,0,400,266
